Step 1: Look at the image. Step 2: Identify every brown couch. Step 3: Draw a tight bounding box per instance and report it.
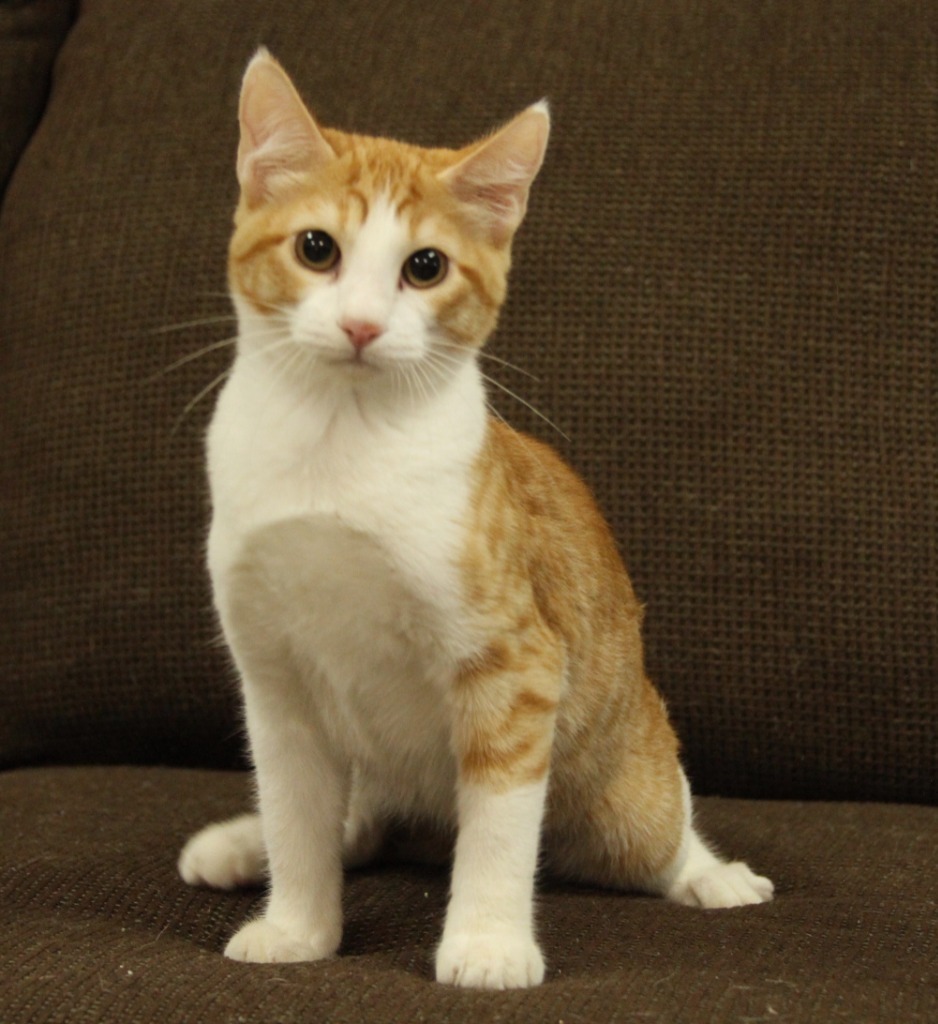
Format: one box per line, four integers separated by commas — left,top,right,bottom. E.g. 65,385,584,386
2,1,936,1021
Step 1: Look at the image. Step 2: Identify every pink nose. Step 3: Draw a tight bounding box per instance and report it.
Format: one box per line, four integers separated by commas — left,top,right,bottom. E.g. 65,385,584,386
340,319,383,352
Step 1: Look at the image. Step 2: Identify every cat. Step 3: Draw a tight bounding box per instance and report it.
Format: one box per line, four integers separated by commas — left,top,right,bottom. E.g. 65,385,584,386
178,48,773,990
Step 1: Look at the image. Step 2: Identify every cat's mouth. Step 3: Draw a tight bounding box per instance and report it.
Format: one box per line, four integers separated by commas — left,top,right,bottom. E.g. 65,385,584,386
293,334,426,380
308,341,380,373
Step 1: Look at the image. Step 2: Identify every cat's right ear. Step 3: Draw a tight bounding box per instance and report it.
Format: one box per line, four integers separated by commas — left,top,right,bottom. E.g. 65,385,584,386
237,49,336,207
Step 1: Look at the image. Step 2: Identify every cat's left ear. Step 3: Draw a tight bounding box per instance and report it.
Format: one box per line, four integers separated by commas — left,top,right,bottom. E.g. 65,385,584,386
440,102,550,243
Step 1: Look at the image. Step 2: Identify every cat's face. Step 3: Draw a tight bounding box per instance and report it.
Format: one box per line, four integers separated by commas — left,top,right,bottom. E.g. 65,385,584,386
229,51,548,395
230,137,506,383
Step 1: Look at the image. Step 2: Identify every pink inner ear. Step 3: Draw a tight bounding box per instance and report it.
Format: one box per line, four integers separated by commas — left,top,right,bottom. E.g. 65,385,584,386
472,181,523,221
237,53,336,204
441,105,550,239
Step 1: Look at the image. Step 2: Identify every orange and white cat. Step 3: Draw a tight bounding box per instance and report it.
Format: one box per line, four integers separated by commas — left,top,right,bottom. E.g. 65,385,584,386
178,49,773,990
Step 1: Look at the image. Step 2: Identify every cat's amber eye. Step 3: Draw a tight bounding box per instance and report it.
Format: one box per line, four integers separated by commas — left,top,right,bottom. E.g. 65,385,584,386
296,229,340,272
402,249,448,289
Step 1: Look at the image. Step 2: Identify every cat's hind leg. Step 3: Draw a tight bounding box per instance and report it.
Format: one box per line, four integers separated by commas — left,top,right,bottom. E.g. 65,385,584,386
664,829,774,908
341,765,388,869
178,774,386,892
178,813,266,890
550,762,773,909
659,774,774,908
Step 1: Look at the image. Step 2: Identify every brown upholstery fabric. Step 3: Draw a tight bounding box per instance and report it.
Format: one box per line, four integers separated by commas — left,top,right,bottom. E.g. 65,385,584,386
1,3,936,796
2,767,936,1023
0,0,75,194
4,5,936,1020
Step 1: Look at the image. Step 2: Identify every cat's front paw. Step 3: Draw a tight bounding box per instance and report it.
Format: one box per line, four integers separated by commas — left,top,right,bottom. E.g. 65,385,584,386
436,930,545,989
670,860,775,909
224,918,339,964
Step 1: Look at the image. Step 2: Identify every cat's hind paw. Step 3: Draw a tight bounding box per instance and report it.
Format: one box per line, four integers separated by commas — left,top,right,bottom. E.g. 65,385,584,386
224,918,339,964
669,860,774,909
178,814,266,890
436,930,546,989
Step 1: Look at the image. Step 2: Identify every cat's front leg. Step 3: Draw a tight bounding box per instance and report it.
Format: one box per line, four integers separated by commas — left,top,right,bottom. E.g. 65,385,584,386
224,671,347,965
436,778,549,989
436,646,561,989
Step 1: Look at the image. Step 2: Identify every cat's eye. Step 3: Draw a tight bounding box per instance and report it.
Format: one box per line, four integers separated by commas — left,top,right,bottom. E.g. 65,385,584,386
296,229,340,272
402,249,448,288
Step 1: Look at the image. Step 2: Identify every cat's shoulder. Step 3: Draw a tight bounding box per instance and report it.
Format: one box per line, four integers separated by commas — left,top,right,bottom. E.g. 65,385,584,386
480,416,605,521
469,414,627,588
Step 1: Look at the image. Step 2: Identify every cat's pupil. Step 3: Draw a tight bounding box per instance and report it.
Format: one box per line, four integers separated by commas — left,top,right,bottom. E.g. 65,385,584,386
296,229,339,271
404,249,447,288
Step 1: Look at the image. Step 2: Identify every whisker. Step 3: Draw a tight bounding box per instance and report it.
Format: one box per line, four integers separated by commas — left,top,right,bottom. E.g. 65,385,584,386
423,360,447,401
387,363,405,405
438,341,541,382
486,401,511,429
478,350,541,382
146,336,239,380
423,351,509,430
424,348,471,383
421,352,462,397
401,366,417,410
146,321,288,382
163,321,303,434
410,361,432,407
149,314,238,335
428,346,568,441
480,373,570,442
258,340,314,410
426,348,464,368
171,367,231,434
148,313,292,378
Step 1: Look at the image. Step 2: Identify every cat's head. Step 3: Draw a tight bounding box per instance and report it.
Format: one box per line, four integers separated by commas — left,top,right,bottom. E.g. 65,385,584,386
229,50,548,395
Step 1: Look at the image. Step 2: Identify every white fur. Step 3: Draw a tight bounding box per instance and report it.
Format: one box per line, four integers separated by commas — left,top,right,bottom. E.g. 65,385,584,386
179,813,265,889
437,779,548,988
662,772,775,907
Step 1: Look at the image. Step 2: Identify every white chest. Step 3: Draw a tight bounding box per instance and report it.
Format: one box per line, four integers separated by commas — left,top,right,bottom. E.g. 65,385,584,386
204,359,486,809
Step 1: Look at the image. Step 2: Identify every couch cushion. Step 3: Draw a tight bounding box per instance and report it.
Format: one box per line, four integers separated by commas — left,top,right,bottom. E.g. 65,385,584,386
2,766,936,1022
1,0,936,800
0,0,75,195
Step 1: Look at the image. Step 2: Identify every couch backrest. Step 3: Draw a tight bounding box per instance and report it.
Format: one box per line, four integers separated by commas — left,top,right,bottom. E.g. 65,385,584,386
0,0,75,194
2,0,935,803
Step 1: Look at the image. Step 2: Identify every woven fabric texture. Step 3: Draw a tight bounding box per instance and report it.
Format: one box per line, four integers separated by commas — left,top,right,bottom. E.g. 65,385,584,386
2,766,935,1024
1,0,937,801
